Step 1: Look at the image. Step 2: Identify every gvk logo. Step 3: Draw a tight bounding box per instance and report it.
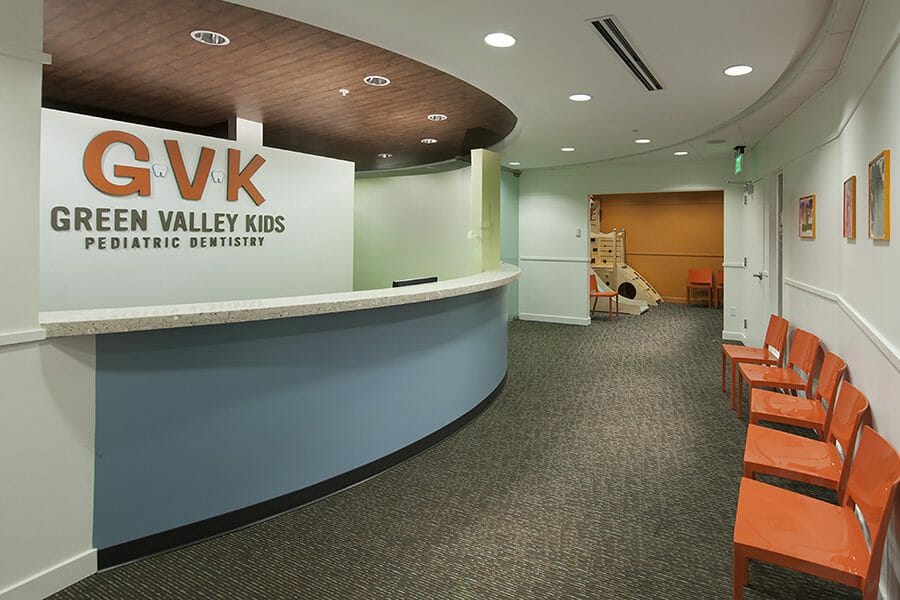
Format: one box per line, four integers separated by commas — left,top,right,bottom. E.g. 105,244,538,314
83,131,267,205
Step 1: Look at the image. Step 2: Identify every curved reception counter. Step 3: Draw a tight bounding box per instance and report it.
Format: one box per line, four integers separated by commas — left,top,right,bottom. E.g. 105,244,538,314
41,264,519,567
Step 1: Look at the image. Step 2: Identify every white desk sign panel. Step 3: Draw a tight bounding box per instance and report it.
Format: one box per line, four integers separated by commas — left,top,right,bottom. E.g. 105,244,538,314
40,109,354,311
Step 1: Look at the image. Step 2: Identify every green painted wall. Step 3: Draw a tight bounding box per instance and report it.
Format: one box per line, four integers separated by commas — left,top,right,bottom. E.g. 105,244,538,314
353,168,473,291
500,169,519,319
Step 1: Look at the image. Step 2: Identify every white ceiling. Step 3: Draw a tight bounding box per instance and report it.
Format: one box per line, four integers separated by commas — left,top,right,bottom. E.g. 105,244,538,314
232,0,861,169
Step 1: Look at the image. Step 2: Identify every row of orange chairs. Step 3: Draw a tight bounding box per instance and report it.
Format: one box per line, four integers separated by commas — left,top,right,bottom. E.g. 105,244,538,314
687,268,724,307
723,315,900,599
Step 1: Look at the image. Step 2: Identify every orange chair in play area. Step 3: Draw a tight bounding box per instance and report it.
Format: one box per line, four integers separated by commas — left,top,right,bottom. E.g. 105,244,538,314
589,272,618,321
714,269,724,307
749,351,845,438
735,328,819,419
686,268,713,307
722,314,789,409
743,381,868,494
733,425,900,599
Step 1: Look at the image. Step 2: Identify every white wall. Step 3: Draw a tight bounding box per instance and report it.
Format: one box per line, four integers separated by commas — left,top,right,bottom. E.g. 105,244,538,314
354,168,474,290
500,169,520,319
744,0,900,595
518,158,732,325
0,1,97,597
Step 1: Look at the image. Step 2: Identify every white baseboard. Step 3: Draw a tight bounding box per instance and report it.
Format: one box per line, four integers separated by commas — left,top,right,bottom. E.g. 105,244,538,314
722,330,746,342
519,313,591,326
0,550,96,600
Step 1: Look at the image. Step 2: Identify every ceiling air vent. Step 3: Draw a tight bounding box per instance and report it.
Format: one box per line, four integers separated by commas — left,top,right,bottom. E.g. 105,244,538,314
590,16,663,92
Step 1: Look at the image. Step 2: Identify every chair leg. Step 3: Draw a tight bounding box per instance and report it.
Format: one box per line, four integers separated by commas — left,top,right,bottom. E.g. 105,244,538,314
607,296,612,321
722,351,726,393
731,362,737,410
733,549,748,600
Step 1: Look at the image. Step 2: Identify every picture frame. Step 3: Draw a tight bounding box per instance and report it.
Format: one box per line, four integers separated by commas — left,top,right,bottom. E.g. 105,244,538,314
799,194,816,239
843,176,856,239
868,149,890,240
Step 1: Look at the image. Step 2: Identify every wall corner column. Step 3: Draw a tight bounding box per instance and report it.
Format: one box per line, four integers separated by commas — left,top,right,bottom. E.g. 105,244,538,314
471,148,501,271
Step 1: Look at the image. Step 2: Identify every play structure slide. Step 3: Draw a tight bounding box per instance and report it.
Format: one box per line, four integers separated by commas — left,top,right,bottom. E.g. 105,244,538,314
591,267,649,315
589,229,662,313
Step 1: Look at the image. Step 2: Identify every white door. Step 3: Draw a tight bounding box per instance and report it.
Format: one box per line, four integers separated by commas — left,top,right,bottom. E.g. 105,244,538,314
742,180,769,346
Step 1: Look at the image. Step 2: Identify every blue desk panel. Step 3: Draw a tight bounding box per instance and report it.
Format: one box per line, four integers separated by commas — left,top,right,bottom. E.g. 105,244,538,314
94,287,507,548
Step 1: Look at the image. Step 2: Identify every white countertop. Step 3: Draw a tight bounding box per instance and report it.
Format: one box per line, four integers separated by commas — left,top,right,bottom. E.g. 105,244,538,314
40,264,520,337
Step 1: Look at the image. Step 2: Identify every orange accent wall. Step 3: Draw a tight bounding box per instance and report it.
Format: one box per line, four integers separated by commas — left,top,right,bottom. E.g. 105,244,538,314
593,191,724,304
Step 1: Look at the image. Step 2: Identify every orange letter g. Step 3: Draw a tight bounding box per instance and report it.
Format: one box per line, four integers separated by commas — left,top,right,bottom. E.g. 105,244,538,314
83,131,152,197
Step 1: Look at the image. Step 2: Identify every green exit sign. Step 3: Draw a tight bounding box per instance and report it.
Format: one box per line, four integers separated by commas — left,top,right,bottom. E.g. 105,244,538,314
735,152,744,174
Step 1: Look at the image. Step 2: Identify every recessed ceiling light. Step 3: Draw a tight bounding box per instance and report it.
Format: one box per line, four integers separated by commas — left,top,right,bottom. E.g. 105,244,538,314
426,113,448,122
706,138,727,144
190,30,230,46
634,138,651,144
509,161,521,166
363,75,391,87
561,147,576,152
569,93,592,102
376,153,392,159
421,138,438,144
724,65,753,77
484,32,516,48
673,151,689,156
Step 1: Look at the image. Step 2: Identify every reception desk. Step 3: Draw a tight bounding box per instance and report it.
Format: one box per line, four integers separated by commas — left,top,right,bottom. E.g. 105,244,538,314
41,264,518,567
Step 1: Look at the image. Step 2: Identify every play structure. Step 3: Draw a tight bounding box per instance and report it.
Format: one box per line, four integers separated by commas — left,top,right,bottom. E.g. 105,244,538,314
589,229,662,315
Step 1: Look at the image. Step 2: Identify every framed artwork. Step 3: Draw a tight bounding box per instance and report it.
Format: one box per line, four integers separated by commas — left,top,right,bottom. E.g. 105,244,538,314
843,176,856,239
868,149,891,240
799,194,816,239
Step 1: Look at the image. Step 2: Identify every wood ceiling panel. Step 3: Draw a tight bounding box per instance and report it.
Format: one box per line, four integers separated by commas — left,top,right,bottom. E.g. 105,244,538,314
42,0,517,171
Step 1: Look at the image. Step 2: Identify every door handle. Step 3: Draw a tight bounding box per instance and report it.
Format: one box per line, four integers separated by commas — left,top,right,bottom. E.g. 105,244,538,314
752,272,764,280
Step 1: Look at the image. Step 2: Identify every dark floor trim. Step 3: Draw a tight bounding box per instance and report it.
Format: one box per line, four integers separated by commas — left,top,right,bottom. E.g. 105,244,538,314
97,373,507,570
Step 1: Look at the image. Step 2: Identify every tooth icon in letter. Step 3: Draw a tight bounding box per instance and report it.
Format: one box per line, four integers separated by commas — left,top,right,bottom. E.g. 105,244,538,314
211,170,225,184
152,164,168,177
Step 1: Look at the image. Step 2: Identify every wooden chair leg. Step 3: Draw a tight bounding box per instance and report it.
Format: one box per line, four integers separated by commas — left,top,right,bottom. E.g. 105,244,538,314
722,351,726,393
731,362,737,410
733,549,748,600
607,296,612,321
615,295,619,317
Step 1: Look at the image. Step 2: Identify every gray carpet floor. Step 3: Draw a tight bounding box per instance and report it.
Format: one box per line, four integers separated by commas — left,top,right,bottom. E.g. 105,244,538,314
53,304,860,599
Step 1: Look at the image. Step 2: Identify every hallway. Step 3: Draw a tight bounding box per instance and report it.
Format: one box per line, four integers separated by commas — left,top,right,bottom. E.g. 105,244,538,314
54,306,857,599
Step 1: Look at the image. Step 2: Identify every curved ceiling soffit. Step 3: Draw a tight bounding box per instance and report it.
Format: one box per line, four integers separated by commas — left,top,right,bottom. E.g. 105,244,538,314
40,0,518,172
519,0,842,171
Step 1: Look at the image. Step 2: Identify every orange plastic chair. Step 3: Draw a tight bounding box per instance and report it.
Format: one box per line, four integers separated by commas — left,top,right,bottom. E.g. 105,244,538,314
743,381,868,494
733,425,900,599
749,351,845,438
714,269,724,308
589,272,618,321
686,268,713,307
735,328,819,419
722,314,789,409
